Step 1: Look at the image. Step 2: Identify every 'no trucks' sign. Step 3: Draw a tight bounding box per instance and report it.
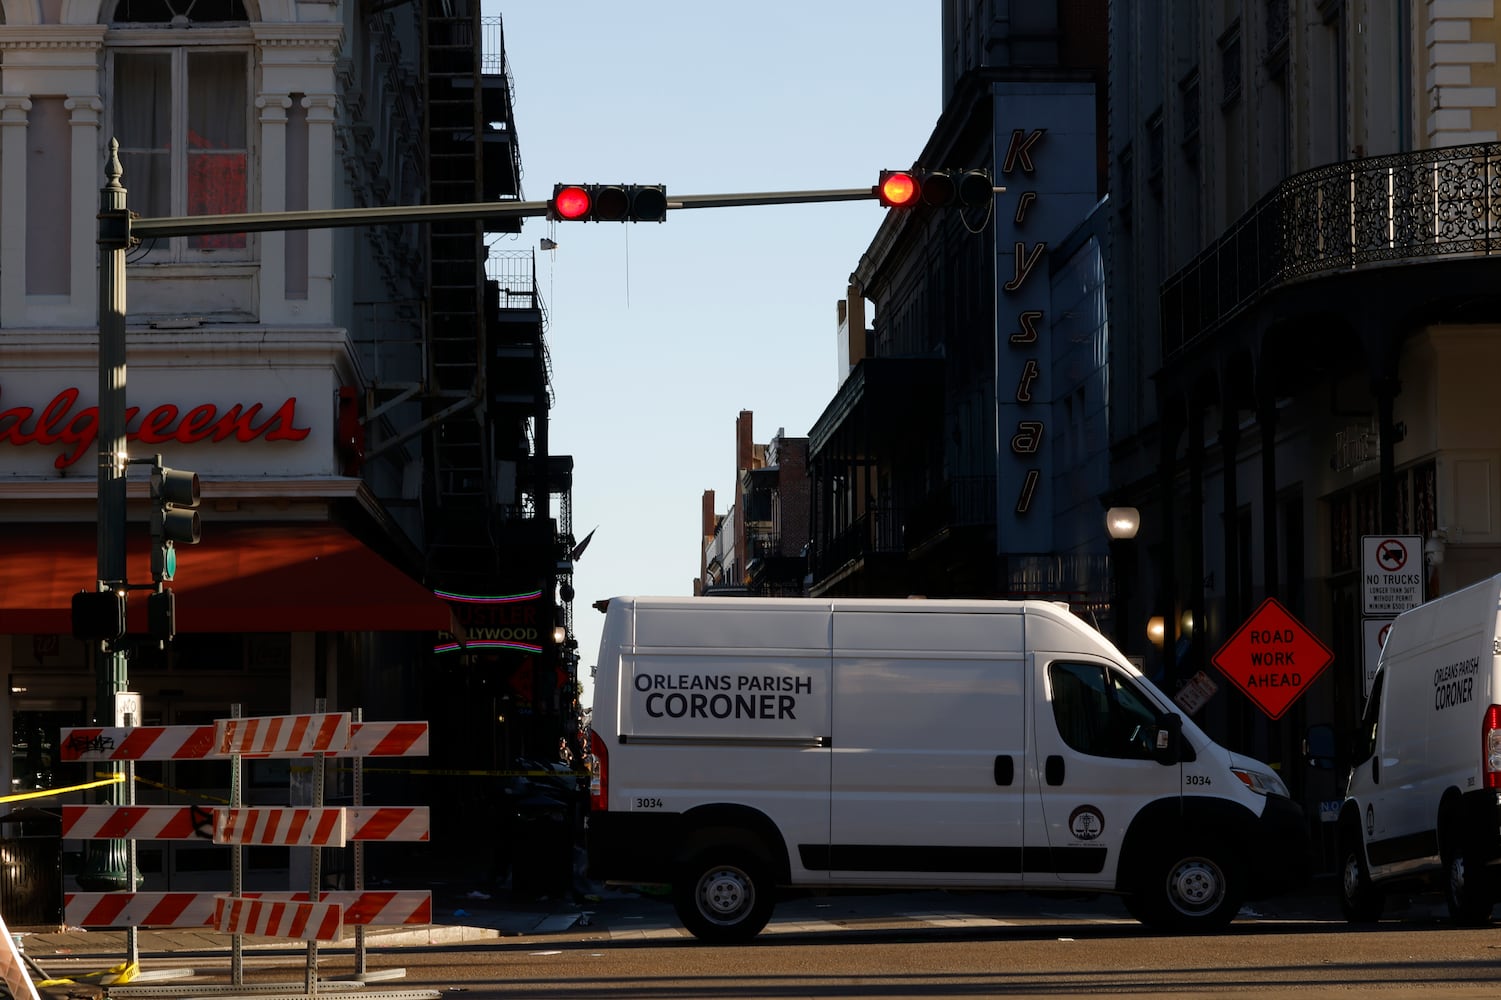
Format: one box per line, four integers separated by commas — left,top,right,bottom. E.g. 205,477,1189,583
1210,598,1334,720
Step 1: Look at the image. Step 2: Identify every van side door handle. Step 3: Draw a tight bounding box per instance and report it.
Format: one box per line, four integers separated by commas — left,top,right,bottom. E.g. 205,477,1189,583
994,755,1014,786
1045,754,1065,786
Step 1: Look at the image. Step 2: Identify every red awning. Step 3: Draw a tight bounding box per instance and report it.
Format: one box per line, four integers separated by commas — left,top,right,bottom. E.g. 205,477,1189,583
0,522,452,634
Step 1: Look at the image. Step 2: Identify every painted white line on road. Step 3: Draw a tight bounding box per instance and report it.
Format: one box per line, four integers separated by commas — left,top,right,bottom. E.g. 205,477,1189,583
898,911,1017,928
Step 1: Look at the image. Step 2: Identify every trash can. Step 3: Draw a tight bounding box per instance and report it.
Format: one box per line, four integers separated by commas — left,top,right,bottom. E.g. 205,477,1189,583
0,808,62,927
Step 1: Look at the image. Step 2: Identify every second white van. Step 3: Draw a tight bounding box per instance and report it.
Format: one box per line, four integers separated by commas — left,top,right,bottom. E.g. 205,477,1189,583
1339,572,1501,924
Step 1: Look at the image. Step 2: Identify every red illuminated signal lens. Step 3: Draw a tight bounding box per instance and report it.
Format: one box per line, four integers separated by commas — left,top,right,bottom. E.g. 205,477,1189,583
552,184,592,221
879,171,919,208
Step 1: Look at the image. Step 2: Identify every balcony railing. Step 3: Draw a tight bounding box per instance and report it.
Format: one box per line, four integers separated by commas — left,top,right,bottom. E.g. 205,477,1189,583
813,508,904,579
1161,141,1501,358
907,476,997,543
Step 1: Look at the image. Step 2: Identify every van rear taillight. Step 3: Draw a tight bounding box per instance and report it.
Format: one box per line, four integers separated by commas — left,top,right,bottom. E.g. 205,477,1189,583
1485,706,1501,789
588,728,609,811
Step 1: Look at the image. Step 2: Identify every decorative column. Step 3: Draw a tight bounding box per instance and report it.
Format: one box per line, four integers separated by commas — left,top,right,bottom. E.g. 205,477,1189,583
66,96,104,323
302,94,338,319
257,95,293,321
0,96,31,327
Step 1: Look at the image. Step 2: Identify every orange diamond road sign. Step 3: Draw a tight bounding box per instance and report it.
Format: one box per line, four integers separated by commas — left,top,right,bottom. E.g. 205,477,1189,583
1210,597,1334,720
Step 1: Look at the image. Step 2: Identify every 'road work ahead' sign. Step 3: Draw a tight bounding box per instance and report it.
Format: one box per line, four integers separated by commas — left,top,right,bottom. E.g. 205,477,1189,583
1211,598,1334,720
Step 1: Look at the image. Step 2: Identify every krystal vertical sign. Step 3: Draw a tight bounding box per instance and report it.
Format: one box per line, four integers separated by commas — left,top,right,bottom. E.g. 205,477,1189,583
994,83,1099,553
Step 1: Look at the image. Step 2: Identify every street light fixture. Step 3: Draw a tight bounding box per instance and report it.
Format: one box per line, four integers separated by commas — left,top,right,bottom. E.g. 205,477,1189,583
1106,506,1141,540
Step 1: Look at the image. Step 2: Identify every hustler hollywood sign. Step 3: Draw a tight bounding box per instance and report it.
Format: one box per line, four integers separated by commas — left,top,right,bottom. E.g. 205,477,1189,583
0,385,311,469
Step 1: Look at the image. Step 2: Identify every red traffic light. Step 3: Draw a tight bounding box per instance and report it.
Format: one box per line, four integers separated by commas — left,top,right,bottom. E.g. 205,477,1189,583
878,168,993,211
549,183,668,222
551,184,592,221
878,171,919,208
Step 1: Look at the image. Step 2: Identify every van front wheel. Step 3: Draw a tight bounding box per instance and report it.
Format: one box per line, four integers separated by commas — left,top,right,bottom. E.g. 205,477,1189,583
672,847,775,943
1131,844,1242,932
1338,836,1383,923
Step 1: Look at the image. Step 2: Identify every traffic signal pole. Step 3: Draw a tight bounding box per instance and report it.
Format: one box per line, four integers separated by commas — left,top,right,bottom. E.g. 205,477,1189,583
127,187,884,240
80,141,135,890
90,140,987,889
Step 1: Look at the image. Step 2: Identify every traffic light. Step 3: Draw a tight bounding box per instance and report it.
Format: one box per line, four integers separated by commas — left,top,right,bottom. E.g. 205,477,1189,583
150,463,201,582
877,169,993,209
147,589,175,642
72,589,126,642
549,183,668,223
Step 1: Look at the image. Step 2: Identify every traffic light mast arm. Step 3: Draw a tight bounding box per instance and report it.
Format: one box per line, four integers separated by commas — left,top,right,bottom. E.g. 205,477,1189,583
128,186,953,239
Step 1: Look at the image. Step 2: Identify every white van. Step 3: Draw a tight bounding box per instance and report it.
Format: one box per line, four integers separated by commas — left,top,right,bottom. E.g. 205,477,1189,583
585,596,1310,941
1339,572,1501,925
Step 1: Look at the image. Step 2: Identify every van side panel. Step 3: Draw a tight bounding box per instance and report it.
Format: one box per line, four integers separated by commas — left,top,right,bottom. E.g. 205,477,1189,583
822,610,1027,883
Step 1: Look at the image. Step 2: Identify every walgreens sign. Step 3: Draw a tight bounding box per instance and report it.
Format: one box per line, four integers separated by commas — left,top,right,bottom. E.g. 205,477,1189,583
0,386,311,469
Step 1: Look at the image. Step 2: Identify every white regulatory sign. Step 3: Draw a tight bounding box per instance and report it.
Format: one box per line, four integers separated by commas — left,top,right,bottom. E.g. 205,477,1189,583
114,691,143,727
1362,618,1395,701
1361,535,1425,616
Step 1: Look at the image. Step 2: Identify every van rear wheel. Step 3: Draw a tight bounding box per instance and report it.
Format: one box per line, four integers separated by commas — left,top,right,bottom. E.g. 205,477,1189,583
672,846,775,943
1444,847,1494,926
1131,843,1242,932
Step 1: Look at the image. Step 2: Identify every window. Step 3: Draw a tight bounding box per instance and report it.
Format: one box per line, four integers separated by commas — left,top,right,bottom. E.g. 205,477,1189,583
1180,68,1201,161
1117,143,1133,230
1145,109,1164,198
110,0,251,258
1219,22,1242,107
114,51,249,255
1049,661,1162,760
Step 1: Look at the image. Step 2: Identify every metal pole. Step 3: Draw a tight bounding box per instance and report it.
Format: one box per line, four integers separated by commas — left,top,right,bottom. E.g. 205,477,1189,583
79,139,136,892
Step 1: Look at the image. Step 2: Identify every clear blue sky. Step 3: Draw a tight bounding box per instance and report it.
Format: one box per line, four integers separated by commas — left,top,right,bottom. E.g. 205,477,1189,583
486,3,941,706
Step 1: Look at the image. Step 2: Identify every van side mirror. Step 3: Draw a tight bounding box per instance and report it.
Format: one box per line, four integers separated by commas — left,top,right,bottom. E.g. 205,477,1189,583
1154,713,1195,765
1303,723,1337,770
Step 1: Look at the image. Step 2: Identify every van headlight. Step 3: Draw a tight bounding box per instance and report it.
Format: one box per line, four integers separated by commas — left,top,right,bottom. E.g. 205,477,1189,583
1231,766,1288,798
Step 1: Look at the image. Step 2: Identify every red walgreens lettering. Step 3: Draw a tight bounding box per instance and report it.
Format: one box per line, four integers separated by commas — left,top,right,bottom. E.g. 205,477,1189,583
0,386,310,468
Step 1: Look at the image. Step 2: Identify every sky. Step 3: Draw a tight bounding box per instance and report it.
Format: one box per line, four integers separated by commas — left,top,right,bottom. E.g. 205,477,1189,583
486,3,942,706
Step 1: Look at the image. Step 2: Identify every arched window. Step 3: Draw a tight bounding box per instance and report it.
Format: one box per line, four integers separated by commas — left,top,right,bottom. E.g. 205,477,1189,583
109,0,251,256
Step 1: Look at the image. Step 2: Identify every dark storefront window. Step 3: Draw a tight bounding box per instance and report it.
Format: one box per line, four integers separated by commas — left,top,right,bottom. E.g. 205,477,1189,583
1327,461,1438,574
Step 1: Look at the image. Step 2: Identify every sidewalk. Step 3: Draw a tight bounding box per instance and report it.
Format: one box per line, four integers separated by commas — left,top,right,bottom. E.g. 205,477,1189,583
11,878,612,961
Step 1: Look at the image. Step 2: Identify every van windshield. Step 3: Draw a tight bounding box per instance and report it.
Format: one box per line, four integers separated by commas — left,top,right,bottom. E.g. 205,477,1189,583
1049,660,1161,760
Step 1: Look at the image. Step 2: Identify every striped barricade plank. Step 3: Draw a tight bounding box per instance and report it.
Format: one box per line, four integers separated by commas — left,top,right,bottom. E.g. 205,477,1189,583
214,806,347,847
66,891,430,929
63,805,211,841
59,725,217,761
66,892,219,929
348,806,429,842
340,721,429,758
215,713,351,758
0,910,39,1000
242,891,431,926
214,895,342,941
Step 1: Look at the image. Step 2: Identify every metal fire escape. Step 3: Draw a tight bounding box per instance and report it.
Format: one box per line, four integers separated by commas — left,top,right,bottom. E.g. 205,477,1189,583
419,0,523,594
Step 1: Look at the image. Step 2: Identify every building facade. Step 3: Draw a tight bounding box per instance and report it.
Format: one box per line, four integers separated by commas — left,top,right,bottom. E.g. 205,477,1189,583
699,410,811,598
1107,0,1501,850
807,1,1112,611
0,2,575,889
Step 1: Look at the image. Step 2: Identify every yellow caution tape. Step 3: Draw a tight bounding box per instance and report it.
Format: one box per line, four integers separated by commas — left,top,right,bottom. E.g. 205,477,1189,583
0,773,122,804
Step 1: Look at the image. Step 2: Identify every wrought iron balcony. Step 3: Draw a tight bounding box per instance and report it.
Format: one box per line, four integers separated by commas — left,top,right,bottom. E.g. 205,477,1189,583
1161,141,1501,359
